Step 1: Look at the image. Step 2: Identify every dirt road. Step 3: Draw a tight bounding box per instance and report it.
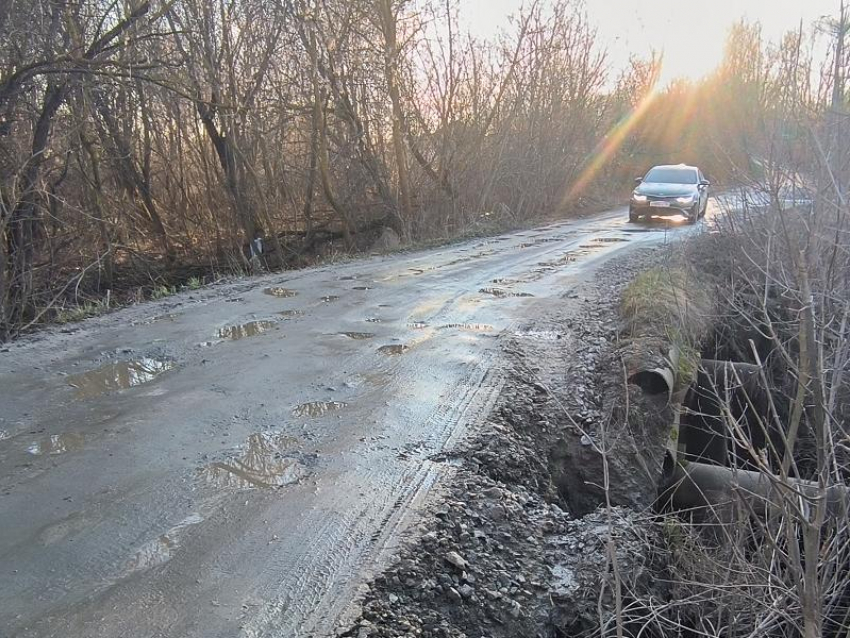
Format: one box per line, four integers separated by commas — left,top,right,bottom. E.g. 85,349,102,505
0,206,708,638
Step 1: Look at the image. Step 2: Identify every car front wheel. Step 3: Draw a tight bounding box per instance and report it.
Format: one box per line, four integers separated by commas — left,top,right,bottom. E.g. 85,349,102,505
687,205,699,224
629,207,640,223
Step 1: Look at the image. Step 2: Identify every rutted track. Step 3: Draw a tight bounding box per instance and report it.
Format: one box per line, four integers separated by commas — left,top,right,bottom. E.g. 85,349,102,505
0,205,713,637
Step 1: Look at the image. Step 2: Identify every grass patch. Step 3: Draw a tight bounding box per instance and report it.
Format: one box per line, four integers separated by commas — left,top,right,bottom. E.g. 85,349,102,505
54,299,111,324
621,267,712,389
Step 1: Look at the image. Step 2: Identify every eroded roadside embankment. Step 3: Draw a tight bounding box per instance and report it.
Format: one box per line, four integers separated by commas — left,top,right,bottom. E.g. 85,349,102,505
339,246,673,638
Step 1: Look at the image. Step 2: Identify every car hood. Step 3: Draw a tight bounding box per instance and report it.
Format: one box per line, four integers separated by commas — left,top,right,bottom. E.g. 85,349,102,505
635,183,698,198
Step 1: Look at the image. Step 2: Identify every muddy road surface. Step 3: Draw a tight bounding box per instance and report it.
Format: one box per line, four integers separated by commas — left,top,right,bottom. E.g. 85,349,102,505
0,206,712,637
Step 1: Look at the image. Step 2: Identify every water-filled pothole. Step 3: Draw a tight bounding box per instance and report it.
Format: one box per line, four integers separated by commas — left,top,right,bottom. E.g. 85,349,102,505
479,287,534,298
199,433,305,488
264,287,298,298
278,310,304,318
408,322,429,329
218,320,277,340
352,286,372,291
438,323,496,332
320,295,340,303
339,332,376,340
27,432,86,455
593,237,629,243
292,400,348,418
378,344,409,355
68,358,175,398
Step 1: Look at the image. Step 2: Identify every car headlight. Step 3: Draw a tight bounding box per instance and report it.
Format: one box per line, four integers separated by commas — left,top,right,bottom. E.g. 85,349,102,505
632,194,647,203
676,195,695,204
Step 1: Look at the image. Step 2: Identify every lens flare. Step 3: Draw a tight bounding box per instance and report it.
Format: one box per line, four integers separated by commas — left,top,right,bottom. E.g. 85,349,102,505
563,90,658,205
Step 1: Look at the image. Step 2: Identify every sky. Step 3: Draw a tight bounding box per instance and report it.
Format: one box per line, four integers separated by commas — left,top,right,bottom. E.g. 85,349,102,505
459,0,841,86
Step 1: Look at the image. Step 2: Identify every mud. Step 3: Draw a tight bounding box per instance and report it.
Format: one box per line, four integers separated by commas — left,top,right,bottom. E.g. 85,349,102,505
344,245,672,638
0,203,711,638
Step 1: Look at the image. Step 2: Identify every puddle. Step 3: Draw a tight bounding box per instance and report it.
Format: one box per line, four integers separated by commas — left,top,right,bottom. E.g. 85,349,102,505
264,287,298,298
200,433,305,489
278,309,304,318
408,322,429,329
365,317,383,323
68,358,175,398
593,237,629,243
339,332,376,340
578,244,604,249
124,513,204,575
352,286,372,291
378,344,409,355
292,401,348,418
478,287,534,298
320,295,340,303
27,432,86,455
439,323,496,332
218,320,277,340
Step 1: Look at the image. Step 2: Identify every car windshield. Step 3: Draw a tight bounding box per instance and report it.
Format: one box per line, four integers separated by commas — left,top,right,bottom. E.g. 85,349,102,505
643,168,698,184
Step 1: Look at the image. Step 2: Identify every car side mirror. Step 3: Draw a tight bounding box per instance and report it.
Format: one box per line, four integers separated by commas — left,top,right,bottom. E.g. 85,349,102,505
700,179,711,186
634,177,643,184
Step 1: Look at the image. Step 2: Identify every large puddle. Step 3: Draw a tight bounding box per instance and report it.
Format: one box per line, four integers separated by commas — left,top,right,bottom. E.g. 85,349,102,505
68,358,175,398
27,432,86,455
292,400,348,418
199,433,305,489
218,320,277,340
264,287,298,298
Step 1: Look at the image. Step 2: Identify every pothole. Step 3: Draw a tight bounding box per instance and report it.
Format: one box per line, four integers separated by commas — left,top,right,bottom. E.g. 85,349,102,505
339,332,376,340
408,322,429,329
320,295,340,303
593,237,630,243
439,323,496,332
378,344,409,355
278,309,304,318
27,432,86,455
366,317,383,323
264,287,298,298
199,433,306,489
479,287,534,298
68,358,175,398
292,400,348,418
352,286,372,291
217,320,277,340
